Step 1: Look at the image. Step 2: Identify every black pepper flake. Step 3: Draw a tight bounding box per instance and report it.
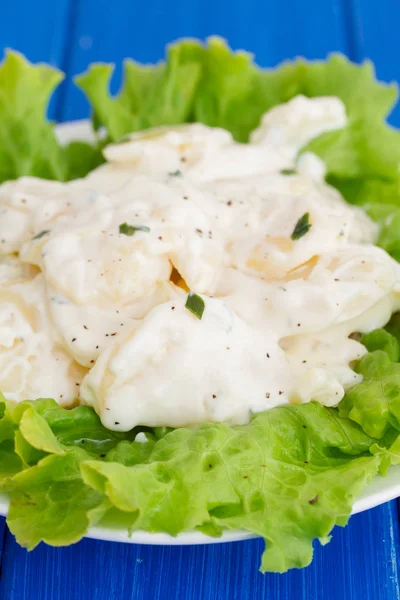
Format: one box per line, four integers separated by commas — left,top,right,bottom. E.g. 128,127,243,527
297,323,301,327
266,353,270,358
302,360,307,364
90,360,94,364
71,338,76,343
308,495,319,505
212,394,216,399
111,332,117,336
171,306,175,311
226,200,232,206
334,278,340,282
302,425,307,429
114,422,120,425
195,228,203,236
183,196,189,200
168,169,182,177
96,345,99,349
279,391,284,395
180,156,187,163
158,236,163,241
83,325,88,330
304,460,309,464
266,392,270,399
100,454,106,458
243,475,248,479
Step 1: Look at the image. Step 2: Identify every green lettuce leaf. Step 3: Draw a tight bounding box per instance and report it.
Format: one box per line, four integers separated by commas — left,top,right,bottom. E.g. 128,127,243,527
325,178,400,262
361,329,400,362
372,436,400,474
75,40,203,141
0,398,153,548
305,121,400,180
0,51,104,184
191,38,264,142
327,177,400,207
63,141,104,180
0,50,66,183
4,449,104,549
0,389,394,573
81,403,380,573
0,395,23,480
2,398,145,459
76,38,400,185
339,350,400,438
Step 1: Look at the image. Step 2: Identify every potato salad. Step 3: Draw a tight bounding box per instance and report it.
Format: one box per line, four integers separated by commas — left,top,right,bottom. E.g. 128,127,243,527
1,95,400,431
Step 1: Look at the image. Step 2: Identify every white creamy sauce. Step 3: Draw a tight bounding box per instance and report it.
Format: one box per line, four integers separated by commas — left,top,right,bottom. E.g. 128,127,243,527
1,95,400,429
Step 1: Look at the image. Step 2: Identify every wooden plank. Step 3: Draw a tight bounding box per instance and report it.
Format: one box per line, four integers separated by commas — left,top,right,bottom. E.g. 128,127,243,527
0,518,8,573
0,0,76,120
0,0,74,579
347,0,400,126
58,0,349,122
0,502,398,600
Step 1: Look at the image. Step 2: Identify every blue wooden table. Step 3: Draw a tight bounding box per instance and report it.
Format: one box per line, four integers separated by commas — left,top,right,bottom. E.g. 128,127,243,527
0,1,399,598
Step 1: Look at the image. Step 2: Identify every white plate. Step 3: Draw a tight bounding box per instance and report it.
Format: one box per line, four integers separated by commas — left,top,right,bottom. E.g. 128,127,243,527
1,120,396,547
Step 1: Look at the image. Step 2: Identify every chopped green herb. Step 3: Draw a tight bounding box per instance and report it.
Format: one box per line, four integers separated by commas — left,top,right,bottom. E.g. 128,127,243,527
280,168,297,176
119,223,150,236
185,292,205,320
291,213,311,240
32,229,50,240
168,170,182,177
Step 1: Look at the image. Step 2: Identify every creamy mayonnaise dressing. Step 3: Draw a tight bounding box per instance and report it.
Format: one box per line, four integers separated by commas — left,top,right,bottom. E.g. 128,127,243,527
1,95,400,429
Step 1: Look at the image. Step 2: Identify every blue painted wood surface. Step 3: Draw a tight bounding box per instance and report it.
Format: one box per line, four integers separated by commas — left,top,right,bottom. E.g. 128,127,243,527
0,502,398,600
0,0,400,598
